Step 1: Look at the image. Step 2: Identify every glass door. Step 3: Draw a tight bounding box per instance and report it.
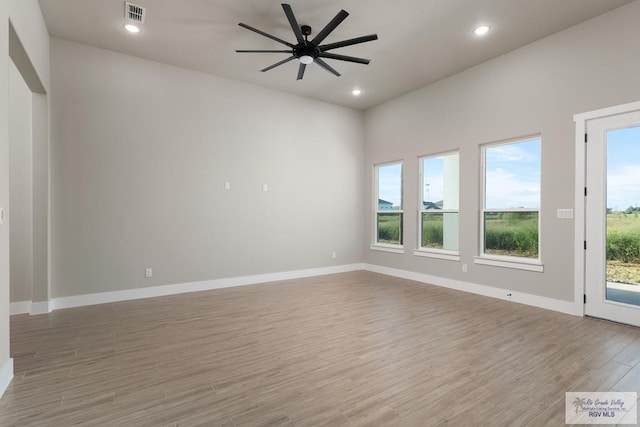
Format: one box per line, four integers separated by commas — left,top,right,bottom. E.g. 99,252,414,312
585,110,640,325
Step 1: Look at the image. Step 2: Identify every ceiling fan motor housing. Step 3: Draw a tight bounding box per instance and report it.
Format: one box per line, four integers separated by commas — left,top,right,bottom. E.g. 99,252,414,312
294,43,320,60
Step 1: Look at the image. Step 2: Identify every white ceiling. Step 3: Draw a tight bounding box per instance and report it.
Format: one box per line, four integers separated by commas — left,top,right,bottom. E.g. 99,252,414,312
38,0,634,110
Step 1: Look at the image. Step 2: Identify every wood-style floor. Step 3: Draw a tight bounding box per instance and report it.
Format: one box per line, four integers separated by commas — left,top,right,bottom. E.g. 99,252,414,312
2,271,640,426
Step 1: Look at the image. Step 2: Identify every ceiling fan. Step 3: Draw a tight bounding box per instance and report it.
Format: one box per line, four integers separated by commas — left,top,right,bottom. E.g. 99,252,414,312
236,3,378,80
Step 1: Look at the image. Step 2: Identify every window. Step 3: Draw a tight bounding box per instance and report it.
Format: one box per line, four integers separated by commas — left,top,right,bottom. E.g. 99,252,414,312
416,152,459,260
373,162,403,251
479,136,541,267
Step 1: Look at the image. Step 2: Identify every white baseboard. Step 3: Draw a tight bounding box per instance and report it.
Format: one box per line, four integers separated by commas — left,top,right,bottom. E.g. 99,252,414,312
50,263,365,311
10,301,31,315
11,262,580,318
0,358,13,398
29,301,51,315
10,301,52,315
363,263,582,316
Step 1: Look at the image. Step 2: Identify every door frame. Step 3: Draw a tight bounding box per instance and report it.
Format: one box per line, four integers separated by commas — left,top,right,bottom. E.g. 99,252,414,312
574,100,640,318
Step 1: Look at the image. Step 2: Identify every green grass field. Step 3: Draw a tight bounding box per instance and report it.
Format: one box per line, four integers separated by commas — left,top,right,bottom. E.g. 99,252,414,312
422,214,444,248
483,212,538,258
607,212,640,284
420,212,539,256
380,210,640,284
377,213,402,245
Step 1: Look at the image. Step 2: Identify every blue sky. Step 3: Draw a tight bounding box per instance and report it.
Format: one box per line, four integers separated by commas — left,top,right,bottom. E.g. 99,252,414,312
378,163,402,207
379,140,542,209
423,157,444,203
422,153,459,206
484,138,540,209
378,127,640,211
607,126,640,211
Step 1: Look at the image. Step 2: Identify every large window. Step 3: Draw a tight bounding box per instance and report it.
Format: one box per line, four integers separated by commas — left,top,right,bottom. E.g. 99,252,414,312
373,162,403,249
417,152,459,259
481,136,541,263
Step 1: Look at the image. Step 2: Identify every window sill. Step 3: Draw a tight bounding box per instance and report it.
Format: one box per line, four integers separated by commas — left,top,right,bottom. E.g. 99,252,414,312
474,256,544,272
370,244,405,254
413,250,460,261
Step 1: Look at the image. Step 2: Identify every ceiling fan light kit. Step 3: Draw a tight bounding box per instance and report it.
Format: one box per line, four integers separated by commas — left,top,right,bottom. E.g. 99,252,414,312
236,3,378,80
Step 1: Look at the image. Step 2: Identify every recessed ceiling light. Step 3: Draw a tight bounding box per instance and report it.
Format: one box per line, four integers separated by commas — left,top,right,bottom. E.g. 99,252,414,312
352,89,362,96
124,24,141,33
474,25,490,36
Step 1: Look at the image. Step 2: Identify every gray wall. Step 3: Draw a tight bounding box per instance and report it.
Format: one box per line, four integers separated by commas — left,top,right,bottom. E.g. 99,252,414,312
1,0,11,372
9,59,33,303
1,0,49,378
8,0,50,90
364,1,640,302
50,38,364,298
7,0,50,312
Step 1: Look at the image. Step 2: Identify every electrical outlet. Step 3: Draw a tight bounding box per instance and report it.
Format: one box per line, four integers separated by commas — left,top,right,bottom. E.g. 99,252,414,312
462,264,468,273
0,207,3,225
332,252,337,259
145,268,152,278
224,182,230,190
263,184,269,192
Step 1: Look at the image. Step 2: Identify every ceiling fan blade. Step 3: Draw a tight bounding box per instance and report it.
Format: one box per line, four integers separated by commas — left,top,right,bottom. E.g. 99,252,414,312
311,10,349,45
281,4,306,45
236,50,293,53
238,23,294,48
315,58,341,77
260,56,296,72
319,52,370,65
297,63,306,80
319,34,378,52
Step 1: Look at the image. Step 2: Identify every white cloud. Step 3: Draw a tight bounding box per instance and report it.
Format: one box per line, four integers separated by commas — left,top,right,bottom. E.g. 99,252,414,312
607,165,640,210
486,142,538,163
485,168,540,209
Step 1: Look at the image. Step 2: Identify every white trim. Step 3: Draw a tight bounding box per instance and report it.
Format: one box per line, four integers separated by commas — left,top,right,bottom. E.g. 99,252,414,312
373,161,404,246
10,301,31,315
10,301,53,315
8,262,577,321
574,112,587,317
483,208,539,213
413,249,460,261
29,301,51,315
370,244,404,254
364,263,580,316
480,136,542,263
573,101,640,319
0,358,13,398
474,256,544,272
418,151,460,255
574,100,640,122
50,264,364,311
580,107,640,325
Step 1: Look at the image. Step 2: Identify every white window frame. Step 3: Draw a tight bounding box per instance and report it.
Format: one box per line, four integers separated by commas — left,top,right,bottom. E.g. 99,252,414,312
371,161,404,254
414,150,460,261
475,135,543,272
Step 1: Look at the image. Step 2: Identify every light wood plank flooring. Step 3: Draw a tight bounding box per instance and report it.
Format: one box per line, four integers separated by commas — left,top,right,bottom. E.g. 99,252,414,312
2,271,640,426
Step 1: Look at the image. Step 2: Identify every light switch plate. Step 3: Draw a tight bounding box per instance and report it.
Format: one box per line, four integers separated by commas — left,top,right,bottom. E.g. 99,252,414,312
0,207,4,225
557,208,574,219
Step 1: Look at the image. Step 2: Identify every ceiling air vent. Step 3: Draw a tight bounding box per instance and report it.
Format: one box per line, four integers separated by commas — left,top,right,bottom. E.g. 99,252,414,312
125,2,146,24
